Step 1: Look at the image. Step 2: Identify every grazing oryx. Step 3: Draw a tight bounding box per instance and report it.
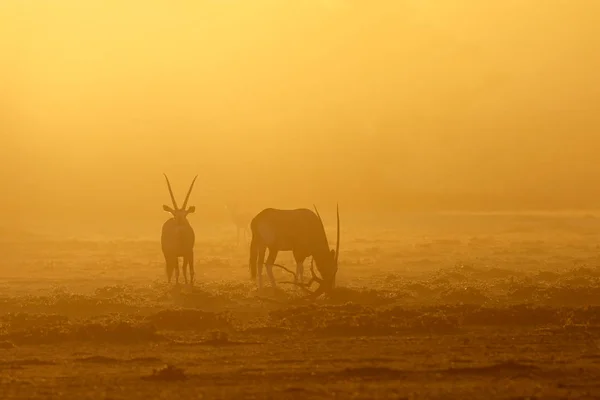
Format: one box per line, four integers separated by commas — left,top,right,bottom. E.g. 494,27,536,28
225,203,252,246
249,205,340,298
161,174,197,285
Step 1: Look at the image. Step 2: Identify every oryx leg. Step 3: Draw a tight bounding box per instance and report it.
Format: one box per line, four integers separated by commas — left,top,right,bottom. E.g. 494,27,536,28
173,257,180,285
182,257,189,285
257,246,266,289
265,249,278,288
295,258,306,283
293,251,308,283
188,252,195,285
295,261,304,283
165,256,177,284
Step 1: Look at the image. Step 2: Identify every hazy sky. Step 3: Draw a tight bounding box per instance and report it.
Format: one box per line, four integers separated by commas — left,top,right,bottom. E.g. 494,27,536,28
2,1,600,233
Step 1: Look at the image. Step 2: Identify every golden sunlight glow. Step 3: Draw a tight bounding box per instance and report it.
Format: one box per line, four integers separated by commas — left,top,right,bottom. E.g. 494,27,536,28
3,4,600,396
2,1,599,235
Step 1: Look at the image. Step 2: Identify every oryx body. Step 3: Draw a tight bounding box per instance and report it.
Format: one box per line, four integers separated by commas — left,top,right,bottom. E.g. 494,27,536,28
249,206,339,298
161,174,197,285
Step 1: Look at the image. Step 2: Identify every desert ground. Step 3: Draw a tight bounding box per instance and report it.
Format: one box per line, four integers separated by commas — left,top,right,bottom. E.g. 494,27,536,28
2,212,600,399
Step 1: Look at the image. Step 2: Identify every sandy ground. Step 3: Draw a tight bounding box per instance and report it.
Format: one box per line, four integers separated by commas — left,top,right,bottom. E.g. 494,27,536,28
1,213,600,399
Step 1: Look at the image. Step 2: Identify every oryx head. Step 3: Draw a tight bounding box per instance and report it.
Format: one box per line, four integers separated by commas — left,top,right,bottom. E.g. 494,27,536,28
162,174,197,225
310,204,340,297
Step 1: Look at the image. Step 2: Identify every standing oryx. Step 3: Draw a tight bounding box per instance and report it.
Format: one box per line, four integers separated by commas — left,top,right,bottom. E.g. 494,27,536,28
225,203,252,246
161,174,197,285
249,205,340,298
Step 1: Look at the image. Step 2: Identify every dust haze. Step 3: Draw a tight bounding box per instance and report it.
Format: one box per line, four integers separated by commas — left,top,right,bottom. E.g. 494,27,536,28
2,2,600,398
2,1,599,236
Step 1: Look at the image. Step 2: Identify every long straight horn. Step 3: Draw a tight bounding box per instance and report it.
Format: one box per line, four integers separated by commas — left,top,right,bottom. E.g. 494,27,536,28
182,175,198,209
163,174,178,209
335,203,340,265
313,204,324,226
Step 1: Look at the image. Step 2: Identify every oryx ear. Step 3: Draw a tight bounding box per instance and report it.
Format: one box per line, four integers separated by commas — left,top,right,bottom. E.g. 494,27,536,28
163,205,174,213
187,206,196,213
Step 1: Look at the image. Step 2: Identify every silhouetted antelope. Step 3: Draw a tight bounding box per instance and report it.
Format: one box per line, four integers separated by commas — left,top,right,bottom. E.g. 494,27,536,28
161,174,197,285
225,203,252,246
249,205,340,298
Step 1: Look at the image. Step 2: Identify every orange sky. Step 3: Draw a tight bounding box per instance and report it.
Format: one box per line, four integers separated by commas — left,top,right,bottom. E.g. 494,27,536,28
2,1,600,234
